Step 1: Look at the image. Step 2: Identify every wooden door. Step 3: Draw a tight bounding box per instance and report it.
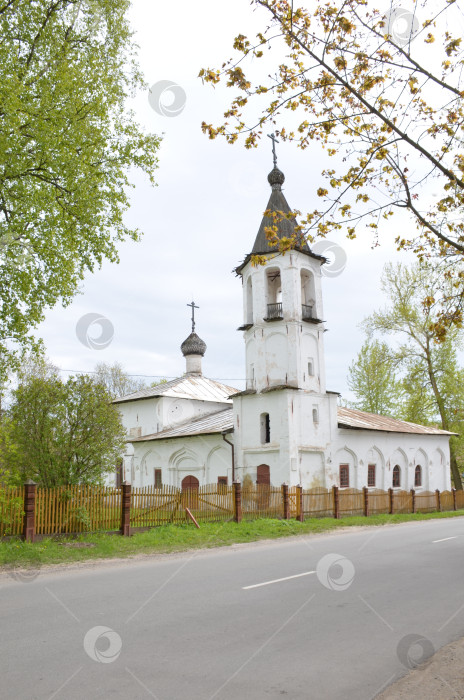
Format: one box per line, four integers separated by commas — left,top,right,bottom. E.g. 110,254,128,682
256,464,270,511
256,464,270,485
182,475,199,509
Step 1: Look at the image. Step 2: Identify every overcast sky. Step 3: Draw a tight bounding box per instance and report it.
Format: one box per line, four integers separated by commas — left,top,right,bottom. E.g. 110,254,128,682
37,0,422,399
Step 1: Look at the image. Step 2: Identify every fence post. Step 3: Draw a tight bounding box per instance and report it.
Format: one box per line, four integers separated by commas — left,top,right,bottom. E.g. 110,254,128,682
23,480,37,543
296,485,304,522
233,481,242,523
363,486,369,517
410,488,416,514
452,488,457,511
389,487,394,515
282,483,290,520
333,485,340,519
120,482,131,536
436,489,441,512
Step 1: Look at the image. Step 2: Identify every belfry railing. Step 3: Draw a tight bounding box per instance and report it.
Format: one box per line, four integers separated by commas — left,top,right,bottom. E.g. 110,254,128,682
302,304,314,320
266,302,283,319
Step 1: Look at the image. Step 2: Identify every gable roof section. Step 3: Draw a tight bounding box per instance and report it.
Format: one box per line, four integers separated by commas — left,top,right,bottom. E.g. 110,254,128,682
130,407,234,442
113,375,239,405
337,406,455,435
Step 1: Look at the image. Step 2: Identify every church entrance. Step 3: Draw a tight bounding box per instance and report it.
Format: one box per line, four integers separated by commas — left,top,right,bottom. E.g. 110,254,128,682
182,474,199,509
256,464,271,511
256,464,270,485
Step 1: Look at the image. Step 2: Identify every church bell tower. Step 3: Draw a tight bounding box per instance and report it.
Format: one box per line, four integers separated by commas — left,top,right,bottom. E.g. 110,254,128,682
236,165,327,394
232,152,338,487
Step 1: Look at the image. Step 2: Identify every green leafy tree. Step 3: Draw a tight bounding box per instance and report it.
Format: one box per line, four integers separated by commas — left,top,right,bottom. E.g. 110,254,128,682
200,0,464,325
347,339,400,415
93,361,148,399
6,369,126,486
364,262,464,489
0,0,160,379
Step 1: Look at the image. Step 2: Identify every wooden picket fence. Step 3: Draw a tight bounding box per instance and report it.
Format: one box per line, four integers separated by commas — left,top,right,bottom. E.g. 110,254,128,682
35,485,121,535
2,482,464,540
241,484,284,520
130,484,234,528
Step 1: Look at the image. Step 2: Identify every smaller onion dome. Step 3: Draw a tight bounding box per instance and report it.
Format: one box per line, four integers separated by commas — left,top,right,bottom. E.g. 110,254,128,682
181,332,207,357
267,167,285,190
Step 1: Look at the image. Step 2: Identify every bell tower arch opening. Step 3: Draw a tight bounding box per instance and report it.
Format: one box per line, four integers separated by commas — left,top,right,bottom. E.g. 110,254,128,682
301,269,316,320
265,267,282,320
246,276,254,325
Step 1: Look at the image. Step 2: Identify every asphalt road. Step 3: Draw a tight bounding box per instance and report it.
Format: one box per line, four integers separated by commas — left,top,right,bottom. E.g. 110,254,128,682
1,518,464,700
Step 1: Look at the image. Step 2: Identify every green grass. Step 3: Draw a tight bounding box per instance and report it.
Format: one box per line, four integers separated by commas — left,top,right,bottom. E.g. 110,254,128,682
2,509,464,571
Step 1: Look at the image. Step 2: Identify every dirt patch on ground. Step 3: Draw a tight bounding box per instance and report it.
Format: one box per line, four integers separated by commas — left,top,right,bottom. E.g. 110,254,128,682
376,637,464,699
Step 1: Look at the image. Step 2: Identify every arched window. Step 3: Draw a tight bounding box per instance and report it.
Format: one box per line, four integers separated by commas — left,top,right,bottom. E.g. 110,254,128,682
392,465,401,488
260,413,270,444
415,465,422,488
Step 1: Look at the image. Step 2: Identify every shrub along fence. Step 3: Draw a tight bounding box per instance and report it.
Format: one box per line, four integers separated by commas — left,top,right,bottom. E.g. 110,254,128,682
1,481,464,542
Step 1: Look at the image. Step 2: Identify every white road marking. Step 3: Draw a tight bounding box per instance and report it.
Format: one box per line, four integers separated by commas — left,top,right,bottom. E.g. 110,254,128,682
432,536,457,543
242,571,316,590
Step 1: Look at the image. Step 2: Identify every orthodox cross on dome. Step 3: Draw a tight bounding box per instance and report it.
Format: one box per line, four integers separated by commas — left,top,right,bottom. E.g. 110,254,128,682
267,132,279,169
187,300,199,332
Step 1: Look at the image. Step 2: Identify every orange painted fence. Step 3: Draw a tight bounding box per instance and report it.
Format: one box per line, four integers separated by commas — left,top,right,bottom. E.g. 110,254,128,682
1,482,464,541
35,485,121,535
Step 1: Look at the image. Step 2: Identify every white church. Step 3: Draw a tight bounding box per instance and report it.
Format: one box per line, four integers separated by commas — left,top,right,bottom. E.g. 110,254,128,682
113,164,452,493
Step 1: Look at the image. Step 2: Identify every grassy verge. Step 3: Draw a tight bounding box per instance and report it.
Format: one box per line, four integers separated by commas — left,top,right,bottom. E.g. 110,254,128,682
1,509,464,571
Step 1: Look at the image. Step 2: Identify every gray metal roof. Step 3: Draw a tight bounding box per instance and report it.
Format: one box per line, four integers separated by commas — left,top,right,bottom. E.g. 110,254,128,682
130,408,234,441
338,407,455,435
113,375,239,405
126,402,453,444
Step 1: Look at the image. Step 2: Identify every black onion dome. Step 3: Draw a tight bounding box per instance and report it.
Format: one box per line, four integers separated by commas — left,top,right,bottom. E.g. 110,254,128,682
267,167,285,190
181,332,207,357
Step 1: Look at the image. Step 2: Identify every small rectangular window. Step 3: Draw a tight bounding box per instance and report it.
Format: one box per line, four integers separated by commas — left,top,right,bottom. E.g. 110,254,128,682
261,413,270,444
308,359,314,376
218,476,228,486
340,464,349,488
367,464,376,488
154,469,162,488
312,406,319,423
